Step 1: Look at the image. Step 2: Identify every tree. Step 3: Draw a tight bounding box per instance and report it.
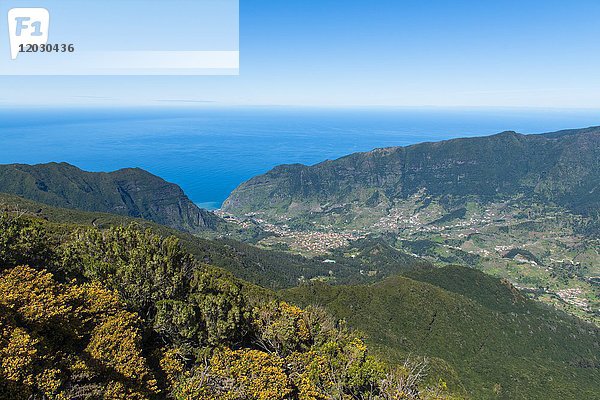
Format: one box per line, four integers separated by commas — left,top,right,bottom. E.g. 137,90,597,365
0,214,54,272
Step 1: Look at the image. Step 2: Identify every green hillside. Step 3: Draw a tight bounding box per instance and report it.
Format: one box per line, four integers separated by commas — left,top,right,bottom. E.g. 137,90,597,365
282,269,600,399
0,207,462,399
223,128,600,218
0,162,221,233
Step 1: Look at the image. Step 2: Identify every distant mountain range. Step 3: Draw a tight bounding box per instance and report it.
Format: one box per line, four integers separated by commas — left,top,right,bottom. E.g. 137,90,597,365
223,127,600,218
0,162,220,233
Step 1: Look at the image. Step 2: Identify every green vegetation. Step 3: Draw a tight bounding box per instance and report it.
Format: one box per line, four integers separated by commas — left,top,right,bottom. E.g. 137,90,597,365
0,211,459,399
0,162,221,233
282,267,600,399
1,195,599,399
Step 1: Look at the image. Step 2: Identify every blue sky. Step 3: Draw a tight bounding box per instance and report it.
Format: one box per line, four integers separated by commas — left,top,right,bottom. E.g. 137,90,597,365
2,0,600,107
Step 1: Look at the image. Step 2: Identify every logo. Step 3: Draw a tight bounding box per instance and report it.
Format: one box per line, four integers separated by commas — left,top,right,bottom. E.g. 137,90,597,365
1,1,238,76
7,8,50,60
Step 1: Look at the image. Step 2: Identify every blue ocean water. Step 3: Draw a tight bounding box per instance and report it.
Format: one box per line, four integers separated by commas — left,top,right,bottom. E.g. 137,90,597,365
0,107,599,208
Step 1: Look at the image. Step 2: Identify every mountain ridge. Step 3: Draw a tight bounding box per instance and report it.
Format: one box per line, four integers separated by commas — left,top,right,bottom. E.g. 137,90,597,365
223,127,600,217
0,162,221,233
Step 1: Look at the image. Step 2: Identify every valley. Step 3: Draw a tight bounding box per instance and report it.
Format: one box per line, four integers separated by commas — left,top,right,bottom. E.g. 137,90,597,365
220,196,600,325
222,128,600,326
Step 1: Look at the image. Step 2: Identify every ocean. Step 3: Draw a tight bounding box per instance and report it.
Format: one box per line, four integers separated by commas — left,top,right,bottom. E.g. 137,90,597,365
0,106,598,208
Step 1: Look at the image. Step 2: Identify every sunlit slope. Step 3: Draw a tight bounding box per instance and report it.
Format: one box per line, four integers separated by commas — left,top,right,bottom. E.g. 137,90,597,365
282,268,600,399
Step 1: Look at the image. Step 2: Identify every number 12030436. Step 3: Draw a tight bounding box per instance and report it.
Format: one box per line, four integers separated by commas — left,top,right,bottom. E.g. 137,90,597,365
19,43,75,53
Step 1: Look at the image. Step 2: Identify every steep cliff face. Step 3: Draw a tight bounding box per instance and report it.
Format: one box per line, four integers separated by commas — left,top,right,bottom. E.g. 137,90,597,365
223,128,600,217
0,162,220,233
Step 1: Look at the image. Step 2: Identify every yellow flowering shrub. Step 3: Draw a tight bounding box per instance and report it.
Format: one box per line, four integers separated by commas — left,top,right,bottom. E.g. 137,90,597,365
210,348,293,400
0,327,38,386
160,346,188,386
286,351,330,400
252,301,312,356
0,265,72,326
0,265,158,399
86,312,157,390
172,348,292,400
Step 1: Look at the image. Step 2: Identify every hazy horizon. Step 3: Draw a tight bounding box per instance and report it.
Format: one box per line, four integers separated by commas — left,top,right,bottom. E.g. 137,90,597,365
2,106,599,206
3,1,600,108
